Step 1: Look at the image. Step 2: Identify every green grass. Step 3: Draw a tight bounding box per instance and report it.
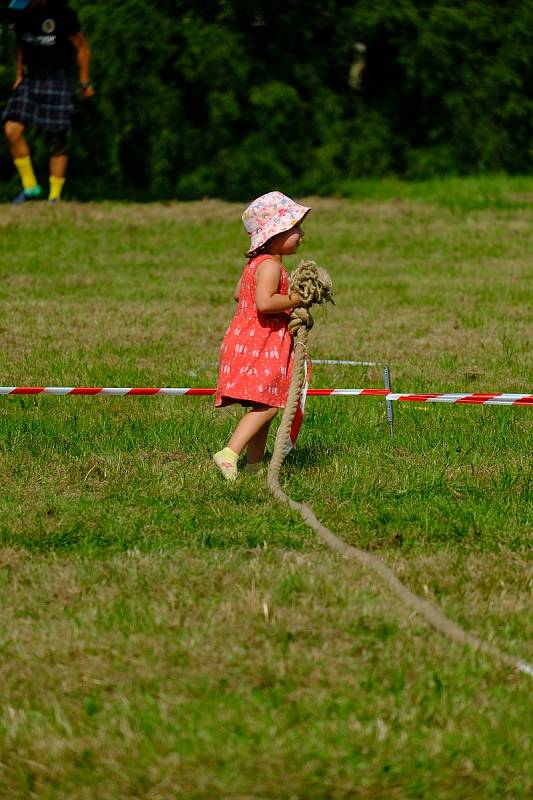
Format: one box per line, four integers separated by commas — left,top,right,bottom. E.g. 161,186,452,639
338,173,533,212
0,178,532,798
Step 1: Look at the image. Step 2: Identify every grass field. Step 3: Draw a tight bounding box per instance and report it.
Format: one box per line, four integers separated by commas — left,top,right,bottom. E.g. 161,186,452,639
0,176,532,799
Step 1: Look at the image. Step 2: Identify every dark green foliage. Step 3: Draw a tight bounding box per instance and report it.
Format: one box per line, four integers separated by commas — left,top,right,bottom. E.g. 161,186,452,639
0,0,531,198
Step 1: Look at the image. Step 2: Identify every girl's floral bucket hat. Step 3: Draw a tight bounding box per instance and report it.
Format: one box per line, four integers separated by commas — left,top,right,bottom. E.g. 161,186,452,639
242,191,311,256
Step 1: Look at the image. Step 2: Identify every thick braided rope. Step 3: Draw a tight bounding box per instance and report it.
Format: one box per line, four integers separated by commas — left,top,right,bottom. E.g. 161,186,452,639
267,262,532,678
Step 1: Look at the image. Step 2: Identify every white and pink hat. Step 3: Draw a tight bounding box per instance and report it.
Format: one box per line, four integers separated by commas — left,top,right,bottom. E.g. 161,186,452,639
242,191,311,256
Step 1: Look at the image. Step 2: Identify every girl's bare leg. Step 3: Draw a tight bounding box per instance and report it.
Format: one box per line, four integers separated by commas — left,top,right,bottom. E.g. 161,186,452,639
228,405,277,456
245,417,275,464
214,405,277,481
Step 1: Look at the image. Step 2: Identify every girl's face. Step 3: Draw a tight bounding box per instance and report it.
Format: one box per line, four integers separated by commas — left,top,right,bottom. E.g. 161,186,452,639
270,223,305,256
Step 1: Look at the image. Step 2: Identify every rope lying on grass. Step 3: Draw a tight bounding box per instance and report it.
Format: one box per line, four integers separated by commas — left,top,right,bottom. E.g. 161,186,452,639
268,259,533,678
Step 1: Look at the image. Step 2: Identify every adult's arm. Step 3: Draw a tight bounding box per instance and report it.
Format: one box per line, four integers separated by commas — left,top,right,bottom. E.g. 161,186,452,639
255,258,301,314
13,43,24,89
70,31,95,98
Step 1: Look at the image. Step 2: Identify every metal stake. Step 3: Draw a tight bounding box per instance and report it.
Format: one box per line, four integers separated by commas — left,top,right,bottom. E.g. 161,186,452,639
383,365,395,437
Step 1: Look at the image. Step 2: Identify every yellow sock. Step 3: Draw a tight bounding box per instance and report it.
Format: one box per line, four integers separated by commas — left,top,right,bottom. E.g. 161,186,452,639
14,156,38,191
49,175,65,202
213,446,239,481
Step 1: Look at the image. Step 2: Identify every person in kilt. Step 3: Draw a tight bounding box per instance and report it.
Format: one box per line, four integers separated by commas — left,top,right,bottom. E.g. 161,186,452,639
2,0,94,203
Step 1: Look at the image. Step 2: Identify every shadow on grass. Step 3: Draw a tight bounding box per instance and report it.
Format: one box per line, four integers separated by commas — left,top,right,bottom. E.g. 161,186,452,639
272,446,324,470
0,491,311,556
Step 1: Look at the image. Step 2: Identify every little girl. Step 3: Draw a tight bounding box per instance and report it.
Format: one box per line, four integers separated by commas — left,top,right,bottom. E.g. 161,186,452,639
213,191,311,480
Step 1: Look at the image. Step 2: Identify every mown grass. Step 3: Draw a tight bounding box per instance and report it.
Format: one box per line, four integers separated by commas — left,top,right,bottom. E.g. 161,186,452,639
0,177,532,798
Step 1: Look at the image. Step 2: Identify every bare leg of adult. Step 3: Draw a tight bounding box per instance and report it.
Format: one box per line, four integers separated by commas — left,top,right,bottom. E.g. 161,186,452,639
5,120,41,202
50,154,68,178
5,120,29,160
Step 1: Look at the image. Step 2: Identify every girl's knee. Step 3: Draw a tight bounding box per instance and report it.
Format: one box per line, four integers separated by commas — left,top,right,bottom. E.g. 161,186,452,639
250,404,278,422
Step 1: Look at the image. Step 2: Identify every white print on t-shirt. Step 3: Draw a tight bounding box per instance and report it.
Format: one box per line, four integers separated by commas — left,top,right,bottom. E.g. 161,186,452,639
21,33,57,47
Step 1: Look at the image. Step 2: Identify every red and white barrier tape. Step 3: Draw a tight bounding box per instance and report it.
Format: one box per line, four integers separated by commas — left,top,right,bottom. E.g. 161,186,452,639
0,387,532,405
312,359,381,367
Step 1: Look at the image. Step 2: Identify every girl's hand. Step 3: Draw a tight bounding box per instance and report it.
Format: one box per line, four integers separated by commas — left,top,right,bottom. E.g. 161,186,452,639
12,76,23,90
289,293,303,307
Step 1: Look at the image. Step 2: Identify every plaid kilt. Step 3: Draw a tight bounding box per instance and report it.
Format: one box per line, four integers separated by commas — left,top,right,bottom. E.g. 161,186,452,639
2,71,77,132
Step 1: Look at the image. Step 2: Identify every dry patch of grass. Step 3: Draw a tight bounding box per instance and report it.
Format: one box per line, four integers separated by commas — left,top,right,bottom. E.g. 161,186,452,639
0,550,530,798
0,198,243,229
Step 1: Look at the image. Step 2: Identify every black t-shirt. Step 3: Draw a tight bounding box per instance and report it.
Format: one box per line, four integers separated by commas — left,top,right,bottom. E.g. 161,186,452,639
10,1,81,71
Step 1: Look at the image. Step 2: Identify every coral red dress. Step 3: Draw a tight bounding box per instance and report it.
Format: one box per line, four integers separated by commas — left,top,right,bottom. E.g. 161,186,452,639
215,255,294,408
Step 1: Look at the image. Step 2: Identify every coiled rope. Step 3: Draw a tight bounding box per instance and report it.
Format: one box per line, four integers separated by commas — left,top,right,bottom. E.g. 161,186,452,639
268,259,533,678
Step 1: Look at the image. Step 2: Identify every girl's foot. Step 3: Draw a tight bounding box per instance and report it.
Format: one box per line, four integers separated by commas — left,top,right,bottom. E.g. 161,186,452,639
213,447,238,481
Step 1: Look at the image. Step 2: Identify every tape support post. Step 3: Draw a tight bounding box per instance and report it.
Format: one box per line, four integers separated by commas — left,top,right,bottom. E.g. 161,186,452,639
1,387,532,406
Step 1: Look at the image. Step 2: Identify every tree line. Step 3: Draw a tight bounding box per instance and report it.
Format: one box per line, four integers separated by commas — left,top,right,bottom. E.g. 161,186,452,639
1,0,531,200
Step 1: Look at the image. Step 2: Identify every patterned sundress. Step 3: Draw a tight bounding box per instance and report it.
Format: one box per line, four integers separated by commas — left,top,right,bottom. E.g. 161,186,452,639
215,255,294,408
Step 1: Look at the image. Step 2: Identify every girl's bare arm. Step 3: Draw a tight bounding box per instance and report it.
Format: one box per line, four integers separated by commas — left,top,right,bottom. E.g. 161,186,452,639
255,259,301,313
